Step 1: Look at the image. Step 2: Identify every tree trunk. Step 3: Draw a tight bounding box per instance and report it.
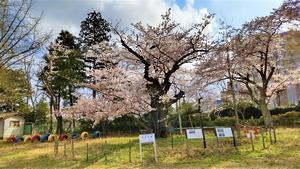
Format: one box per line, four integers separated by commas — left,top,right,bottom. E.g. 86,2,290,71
49,99,53,133
56,87,63,134
151,104,168,138
229,79,239,126
259,100,273,128
56,116,64,134
69,86,76,130
92,58,97,99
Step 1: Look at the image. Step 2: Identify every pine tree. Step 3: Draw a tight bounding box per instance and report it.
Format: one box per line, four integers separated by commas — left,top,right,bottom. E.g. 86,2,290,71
79,11,110,98
40,30,85,134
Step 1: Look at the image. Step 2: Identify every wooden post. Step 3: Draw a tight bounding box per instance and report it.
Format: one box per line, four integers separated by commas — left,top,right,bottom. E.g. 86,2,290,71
139,140,142,162
261,129,266,149
231,127,237,148
129,140,132,163
250,132,254,151
71,140,75,159
171,133,174,149
64,142,67,157
105,140,107,161
186,140,189,156
202,128,207,149
153,141,158,162
53,141,56,154
55,140,59,155
269,128,273,144
273,128,277,143
215,129,220,146
86,143,89,162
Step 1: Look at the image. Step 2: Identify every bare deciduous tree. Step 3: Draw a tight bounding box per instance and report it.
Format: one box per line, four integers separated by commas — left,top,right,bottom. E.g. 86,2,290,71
0,0,49,69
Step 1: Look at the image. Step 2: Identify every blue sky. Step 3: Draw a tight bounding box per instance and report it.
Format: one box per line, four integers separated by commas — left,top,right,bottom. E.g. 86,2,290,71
175,0,283,27
34,0,284,37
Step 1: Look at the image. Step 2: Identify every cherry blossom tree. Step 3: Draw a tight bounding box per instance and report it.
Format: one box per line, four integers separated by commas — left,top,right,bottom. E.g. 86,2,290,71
63,65,152,128
113,9,214,137
223,0,299,128
194,0,299,129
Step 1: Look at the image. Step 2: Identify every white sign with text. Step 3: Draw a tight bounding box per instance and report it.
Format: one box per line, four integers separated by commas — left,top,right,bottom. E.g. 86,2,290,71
186,129,203,139
139,133,157,162
139,133,155,144
216,127,233,138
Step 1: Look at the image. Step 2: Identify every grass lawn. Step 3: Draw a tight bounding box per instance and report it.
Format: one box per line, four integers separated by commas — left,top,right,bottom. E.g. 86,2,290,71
0,127,300,169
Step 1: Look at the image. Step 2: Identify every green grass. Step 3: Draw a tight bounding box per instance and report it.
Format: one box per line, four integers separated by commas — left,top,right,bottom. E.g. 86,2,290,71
1,128,300,169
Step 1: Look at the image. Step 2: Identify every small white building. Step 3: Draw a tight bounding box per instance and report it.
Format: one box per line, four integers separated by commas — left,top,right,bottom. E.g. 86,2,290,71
0,113,25,139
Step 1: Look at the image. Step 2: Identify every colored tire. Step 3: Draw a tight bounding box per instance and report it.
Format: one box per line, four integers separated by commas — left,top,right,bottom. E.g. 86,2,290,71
15,136,24,143
6,136,16,143
24,135,32,142
91,131,100,138
48,134,58,142
80,132,89,140
59,133,68,141
40,133,50,142
71,133,79,139
31,135,40,142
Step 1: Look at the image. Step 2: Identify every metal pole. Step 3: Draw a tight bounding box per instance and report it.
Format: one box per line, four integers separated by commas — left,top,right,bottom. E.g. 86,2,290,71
176,98,183,135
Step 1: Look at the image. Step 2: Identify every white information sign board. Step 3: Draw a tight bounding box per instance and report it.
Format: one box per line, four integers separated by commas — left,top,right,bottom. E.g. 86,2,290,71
139,133,155,143
216,127,233,138
186,129,203,139
139,133,157,162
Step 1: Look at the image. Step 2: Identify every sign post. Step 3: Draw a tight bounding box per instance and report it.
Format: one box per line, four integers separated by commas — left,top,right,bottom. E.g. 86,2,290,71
186,128,206,149
215,127,237,148
139,133,157,162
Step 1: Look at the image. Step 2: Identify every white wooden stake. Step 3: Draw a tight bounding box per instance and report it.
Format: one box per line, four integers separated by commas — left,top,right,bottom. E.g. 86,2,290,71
153,141,157,162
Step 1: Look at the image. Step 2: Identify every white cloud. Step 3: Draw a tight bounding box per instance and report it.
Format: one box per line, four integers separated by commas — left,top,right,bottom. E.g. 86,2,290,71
34,0,214,39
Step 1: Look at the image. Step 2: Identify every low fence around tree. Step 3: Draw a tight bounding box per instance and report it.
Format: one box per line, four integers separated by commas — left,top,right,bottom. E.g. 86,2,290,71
49,126,277,164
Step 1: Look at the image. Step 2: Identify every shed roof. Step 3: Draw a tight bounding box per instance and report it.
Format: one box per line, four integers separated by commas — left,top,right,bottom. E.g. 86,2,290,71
0,112,23,119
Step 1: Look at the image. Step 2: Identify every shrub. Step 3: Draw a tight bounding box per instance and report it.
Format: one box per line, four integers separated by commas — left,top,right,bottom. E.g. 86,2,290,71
272,111,300,126
212,117,236,126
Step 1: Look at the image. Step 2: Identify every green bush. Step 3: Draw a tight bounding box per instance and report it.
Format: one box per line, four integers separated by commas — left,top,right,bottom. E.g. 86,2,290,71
273,111,300,126
211,117,236,126
242,117,264,126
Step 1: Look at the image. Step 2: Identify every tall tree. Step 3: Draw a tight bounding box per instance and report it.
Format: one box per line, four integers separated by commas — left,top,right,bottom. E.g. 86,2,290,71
0,68,30,112
40,30,85,134
79,10,111,98
226,0,299,128
0,0,49,69
114,9,214,137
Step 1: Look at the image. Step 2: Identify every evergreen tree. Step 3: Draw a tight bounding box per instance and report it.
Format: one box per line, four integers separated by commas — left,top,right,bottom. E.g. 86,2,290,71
79,11,110,98
40,30,85,134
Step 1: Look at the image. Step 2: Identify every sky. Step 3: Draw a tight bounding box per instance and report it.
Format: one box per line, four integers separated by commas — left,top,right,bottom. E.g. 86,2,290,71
33,0,284,39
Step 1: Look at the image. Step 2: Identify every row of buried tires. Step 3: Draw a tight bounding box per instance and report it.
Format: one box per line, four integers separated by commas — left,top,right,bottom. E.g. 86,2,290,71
6,131,101,143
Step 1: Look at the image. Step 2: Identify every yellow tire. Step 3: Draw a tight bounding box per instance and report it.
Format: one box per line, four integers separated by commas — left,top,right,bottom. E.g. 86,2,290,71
23,135,32,142
48,134,58,142
80,132,89,140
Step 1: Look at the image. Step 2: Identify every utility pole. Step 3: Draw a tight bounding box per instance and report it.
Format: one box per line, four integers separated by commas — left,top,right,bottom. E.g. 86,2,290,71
176,90,183,135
